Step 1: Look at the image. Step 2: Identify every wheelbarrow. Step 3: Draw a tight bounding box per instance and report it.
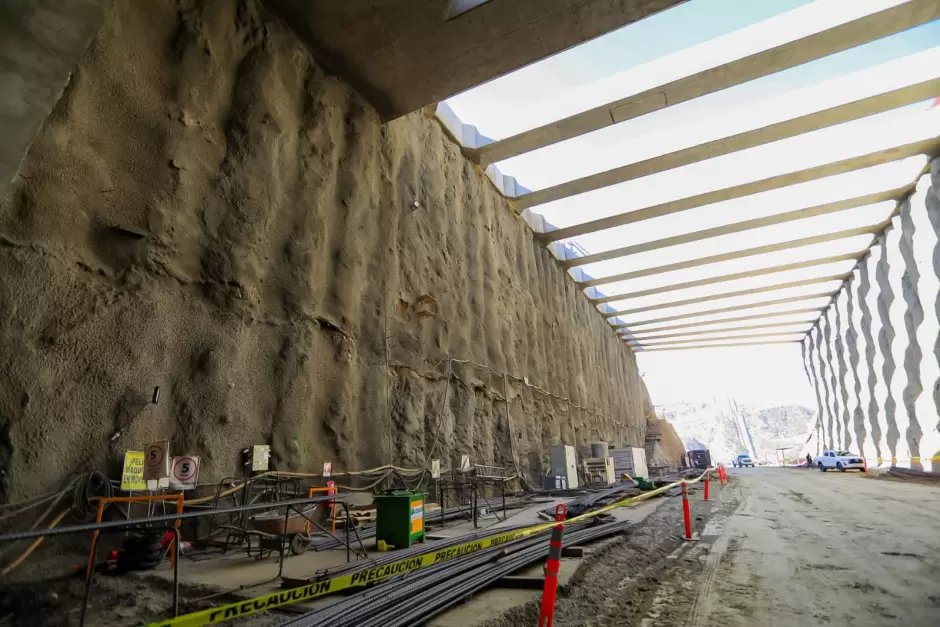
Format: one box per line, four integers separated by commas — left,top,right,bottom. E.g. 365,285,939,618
249,505,317,556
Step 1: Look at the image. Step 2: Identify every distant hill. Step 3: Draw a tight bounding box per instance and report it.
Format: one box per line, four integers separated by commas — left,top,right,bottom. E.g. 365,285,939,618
657,400,816,464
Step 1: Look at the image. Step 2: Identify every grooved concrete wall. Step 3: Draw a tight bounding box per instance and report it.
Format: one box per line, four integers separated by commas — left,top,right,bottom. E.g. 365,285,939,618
803,158,940,469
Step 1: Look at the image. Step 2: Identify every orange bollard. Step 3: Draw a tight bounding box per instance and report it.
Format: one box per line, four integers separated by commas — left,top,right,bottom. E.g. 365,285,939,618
327,480,337,532
704,474,710,501
862,457,868,476
681,481,693,540
538,504,567,627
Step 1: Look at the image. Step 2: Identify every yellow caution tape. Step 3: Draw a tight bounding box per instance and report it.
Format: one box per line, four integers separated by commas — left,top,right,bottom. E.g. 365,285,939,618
149,470,711,626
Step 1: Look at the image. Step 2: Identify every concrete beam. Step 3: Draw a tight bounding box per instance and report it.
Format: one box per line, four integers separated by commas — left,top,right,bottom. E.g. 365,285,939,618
541,137,939,243
627,319,818,342
0,0,110,201
514,79,940,209
266,0,687,120
572,188,903,272
634,329,811,347
611,291,836,325
474,0,940,165
580,223,883,283
604,274,849,318
616,306,826,334
591,253,862,305
635,340,801,352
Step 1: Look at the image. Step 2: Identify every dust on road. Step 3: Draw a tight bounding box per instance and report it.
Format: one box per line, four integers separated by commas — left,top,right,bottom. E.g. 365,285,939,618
645,468,940,627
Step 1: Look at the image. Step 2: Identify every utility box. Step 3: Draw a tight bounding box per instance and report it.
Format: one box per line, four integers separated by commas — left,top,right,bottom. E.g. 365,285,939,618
374,491,425,549
550,445,579,489
609,447,648,480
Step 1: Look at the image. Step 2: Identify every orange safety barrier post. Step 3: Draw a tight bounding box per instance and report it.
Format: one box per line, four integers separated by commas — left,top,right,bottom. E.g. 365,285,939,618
537,503,567,627
305,485,338,534
704,472,710,501
327,481,337,532
86,494,184,579
863,456,869,476
681,481,693,540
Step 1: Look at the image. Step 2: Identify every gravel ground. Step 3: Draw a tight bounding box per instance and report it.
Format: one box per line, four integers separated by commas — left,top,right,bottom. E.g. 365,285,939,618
480,481,726,627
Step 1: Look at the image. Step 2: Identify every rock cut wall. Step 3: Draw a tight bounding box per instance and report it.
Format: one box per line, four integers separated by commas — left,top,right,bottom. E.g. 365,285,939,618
803,159,940,469
0,0,658,500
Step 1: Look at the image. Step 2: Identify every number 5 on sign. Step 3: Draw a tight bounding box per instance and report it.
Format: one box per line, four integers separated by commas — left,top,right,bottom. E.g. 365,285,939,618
144,441,170,480
169,456,200,490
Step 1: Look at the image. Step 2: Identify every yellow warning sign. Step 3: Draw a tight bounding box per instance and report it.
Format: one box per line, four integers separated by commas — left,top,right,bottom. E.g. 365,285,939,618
121,451,146,491
411,500,424,534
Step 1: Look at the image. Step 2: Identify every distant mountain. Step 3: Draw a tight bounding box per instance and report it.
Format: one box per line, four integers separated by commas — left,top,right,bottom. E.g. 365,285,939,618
657,400,816,464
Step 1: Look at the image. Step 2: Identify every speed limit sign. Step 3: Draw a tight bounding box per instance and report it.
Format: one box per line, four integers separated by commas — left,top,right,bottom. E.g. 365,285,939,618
144,441,170,480
169,456,200,490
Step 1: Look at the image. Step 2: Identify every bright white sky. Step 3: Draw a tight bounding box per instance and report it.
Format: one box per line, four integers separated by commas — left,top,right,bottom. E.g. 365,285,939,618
442,0,940,408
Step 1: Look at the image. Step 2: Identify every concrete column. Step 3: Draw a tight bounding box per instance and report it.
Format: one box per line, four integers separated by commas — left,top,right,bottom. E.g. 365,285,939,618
815,317,836,449
884,218,909,465
917,160,940,471
850,266,875,460
833,289,853,450
864,237,891,464
842,273,866,451
874,225,901,464
824,309,846,449
803,333,825,455
898,197,925,469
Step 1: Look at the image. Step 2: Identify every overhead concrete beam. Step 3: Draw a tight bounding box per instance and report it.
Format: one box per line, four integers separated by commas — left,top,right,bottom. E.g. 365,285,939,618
541,137,939,243
604,274,849,318
572,188,902,272
0,0,110,201
474,0,940,165
633,329,812,347
626,319,818,342
591,253,862,305
616,306,826,334
579,223,883,284
266,0,688,119
611,291,836,325
634,339,801,352
514,79,940,209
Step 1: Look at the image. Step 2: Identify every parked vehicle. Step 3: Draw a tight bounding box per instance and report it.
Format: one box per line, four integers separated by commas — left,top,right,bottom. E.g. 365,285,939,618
815,450,865,472
687,449,711,470
733,454,755,468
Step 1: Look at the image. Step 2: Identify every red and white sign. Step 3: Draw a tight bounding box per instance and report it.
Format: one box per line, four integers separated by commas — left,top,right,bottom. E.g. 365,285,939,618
169,456,200,490
322,461,332,478
144,441,170,480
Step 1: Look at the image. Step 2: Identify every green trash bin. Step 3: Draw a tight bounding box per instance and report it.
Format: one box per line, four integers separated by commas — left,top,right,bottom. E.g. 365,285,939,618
374,491,425,549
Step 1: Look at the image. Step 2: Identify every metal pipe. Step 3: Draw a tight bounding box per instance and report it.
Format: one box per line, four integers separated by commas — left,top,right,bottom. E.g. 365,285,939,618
0,494,345,543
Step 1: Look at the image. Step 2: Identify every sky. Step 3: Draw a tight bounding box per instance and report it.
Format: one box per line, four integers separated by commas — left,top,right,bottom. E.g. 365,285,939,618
442,0,940,410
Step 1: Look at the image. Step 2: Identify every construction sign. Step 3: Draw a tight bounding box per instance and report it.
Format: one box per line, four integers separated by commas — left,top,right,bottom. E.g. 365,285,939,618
169,456,200,490
144,440,170,480
120,451,146,491
410,500,424,534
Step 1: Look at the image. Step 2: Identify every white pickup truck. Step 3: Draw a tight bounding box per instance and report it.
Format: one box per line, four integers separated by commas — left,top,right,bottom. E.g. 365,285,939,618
815,450,865,472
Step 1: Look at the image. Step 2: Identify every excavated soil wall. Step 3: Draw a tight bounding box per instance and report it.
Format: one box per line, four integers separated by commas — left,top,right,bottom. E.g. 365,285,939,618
0,0,658,500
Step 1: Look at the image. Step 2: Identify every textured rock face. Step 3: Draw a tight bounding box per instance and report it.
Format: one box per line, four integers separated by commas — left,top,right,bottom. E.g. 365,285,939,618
0,0,659,500
804,162,940,469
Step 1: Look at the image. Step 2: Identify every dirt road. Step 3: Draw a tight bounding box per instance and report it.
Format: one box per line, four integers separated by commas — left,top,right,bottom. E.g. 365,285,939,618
649,468,940,626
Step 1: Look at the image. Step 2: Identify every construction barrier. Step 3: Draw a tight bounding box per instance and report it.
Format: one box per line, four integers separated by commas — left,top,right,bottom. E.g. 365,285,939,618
704,472,710,501
148,468,714,627
537,504,567,627
680,482,693,540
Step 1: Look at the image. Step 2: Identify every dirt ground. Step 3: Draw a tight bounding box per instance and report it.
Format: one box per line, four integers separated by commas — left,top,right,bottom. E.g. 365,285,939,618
533,468,940,627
